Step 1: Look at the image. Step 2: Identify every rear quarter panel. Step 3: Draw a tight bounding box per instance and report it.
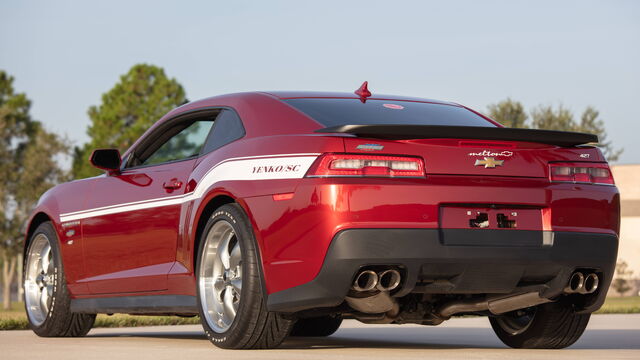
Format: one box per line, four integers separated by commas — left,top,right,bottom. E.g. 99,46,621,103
177,134,345,292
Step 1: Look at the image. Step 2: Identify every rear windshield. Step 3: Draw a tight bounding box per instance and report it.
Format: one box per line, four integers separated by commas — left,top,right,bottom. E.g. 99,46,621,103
284,98,496,128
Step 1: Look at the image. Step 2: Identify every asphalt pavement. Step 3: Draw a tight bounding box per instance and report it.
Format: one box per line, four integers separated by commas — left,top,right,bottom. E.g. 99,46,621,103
1,314,639,360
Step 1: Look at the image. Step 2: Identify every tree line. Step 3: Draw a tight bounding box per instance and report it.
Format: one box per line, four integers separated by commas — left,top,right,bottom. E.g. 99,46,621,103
487,98,622,161
0,64,627,309
0,64,187,309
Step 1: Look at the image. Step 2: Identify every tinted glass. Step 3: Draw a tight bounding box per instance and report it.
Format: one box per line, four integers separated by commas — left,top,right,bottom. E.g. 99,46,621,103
201,110,246,154
143,120,215,166
284,99,495,128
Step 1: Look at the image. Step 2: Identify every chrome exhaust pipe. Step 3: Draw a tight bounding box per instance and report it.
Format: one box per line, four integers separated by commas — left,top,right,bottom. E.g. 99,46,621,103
436,291,551,319
346,291,396,314
376,269,401,292
564,272,585,294
581,273,599,294
352,270,378,292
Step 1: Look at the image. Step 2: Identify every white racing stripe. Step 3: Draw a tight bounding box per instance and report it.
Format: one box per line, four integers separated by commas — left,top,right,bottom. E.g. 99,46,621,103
60,193,188,217
59,154,319,222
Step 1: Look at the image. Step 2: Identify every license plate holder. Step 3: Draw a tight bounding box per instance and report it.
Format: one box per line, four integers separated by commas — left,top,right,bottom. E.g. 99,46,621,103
440,206,548,231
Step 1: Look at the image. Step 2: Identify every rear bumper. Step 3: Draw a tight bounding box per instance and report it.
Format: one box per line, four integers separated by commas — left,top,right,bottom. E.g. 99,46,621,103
250,177,619,295
266,229,618,314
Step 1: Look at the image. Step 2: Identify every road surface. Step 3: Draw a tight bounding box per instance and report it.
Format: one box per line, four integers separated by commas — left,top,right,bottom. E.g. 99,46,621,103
1,314,639,359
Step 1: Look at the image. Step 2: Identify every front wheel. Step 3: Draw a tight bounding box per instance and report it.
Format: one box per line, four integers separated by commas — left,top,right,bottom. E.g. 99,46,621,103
489,301,590,349
196,204,294,349
24,221,96,337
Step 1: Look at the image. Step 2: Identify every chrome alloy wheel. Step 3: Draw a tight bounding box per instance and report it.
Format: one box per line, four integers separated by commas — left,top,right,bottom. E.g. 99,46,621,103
199,220,243,332
24,233,55,326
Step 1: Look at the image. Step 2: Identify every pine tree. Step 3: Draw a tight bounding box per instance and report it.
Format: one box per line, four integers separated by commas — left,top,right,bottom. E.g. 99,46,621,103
72,64,187,179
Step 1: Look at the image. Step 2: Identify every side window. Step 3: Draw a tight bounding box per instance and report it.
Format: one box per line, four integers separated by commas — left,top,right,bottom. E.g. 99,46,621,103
201,109,246,154
142,119,215,167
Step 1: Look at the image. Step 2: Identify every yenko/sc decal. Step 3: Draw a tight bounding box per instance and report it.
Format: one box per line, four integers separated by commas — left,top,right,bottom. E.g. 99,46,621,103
252,164,301,173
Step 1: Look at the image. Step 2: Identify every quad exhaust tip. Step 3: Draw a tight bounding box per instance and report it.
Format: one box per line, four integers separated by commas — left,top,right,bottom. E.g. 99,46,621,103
565,272,585,293
352,270,378,292
352,269,402,292
564,271,599,294
583,273,599,294
377,269,401,292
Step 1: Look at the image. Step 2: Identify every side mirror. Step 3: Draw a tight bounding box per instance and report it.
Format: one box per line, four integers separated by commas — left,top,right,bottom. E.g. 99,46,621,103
90,149,121,174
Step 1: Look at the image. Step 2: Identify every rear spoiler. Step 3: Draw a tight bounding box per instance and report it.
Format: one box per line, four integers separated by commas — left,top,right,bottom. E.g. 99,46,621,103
315,125,598,147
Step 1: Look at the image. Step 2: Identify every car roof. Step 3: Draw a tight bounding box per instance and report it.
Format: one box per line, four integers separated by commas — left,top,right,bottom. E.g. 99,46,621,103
169,91,460,117
123,91,480,159
259,91,459,106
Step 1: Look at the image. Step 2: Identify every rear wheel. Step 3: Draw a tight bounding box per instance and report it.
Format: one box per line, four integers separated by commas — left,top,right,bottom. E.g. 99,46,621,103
196,204,294,349
290,315,343,337
24,221,95,337
489,301,590,349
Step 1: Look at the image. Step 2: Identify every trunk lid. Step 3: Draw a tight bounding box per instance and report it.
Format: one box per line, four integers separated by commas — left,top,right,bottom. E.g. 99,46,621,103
343,137,605,178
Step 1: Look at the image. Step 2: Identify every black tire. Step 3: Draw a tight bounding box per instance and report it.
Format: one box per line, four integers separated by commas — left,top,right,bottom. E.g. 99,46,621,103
196,203,294,349
489,301,591,349
24,221,96,337
290,315,343,337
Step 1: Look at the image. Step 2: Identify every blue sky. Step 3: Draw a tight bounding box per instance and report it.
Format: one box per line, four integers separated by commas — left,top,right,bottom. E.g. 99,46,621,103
1,0,639,164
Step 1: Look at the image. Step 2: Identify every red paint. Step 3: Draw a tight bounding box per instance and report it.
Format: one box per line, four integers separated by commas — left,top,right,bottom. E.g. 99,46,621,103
23,90,620,300
272,193,295,201
79,159,196,294
354,81,371,101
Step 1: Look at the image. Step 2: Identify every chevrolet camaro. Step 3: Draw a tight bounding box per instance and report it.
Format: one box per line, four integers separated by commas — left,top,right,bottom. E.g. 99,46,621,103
23,83,619,349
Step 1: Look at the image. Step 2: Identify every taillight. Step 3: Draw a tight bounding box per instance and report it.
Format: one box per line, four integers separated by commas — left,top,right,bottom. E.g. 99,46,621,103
549,162,614,185
306,154,425,178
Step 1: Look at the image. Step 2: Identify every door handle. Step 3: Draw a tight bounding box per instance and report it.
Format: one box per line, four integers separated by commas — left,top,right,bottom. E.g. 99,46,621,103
163,178,183,190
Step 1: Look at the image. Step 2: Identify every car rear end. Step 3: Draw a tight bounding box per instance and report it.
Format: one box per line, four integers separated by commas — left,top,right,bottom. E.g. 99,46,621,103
262,96,619,326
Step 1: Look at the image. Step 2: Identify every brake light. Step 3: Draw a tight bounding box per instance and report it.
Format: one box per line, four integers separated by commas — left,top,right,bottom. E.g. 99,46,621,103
306,154,425,178
549,162,614,185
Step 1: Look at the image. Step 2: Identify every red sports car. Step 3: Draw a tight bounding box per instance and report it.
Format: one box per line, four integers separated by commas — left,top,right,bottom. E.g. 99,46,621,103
23,83,619,349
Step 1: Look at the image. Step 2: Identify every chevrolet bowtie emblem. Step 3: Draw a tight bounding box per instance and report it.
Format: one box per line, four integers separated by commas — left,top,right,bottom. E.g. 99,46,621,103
474,157,504,168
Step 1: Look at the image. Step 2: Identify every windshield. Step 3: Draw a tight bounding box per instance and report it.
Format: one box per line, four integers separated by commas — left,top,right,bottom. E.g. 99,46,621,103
284,98,496,128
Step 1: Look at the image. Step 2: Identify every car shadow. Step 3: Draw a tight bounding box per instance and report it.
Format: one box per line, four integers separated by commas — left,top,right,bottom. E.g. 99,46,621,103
89,330,207,341
87,326,640,350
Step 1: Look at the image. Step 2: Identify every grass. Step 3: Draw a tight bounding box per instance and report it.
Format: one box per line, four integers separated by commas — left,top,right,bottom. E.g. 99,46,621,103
2,297,639,330
596,296,640,314
0,302,200,331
